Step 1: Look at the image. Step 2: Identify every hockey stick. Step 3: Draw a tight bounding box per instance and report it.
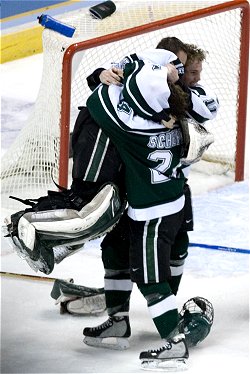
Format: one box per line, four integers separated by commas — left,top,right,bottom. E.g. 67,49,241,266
0,271,58,282
189,243,250,254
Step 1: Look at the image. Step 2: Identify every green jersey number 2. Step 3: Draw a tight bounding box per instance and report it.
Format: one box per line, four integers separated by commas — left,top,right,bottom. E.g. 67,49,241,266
148,150,173,184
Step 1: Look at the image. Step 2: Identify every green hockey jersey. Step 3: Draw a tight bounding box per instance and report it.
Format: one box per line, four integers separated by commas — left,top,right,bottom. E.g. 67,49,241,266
87,79,186,221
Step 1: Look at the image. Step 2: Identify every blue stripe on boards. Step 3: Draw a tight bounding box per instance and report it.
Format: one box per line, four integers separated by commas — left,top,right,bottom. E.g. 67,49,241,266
189,243,250,254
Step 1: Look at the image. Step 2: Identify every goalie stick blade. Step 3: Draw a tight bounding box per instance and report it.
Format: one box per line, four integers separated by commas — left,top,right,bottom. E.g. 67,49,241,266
140,358,188,372
83,336,129,350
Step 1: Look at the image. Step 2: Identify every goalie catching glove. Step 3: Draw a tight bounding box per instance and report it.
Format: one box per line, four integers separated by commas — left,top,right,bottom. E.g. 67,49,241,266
180,118,214,165
4,183,126,275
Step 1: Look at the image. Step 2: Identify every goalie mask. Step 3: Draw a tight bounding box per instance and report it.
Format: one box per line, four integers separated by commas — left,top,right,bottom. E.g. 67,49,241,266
179,296,214,347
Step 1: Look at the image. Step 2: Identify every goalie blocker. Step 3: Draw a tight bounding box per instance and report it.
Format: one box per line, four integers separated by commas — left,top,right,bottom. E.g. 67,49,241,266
4,183,126,275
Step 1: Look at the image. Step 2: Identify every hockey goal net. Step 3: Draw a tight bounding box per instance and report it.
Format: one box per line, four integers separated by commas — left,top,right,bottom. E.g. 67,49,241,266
1,0,249,209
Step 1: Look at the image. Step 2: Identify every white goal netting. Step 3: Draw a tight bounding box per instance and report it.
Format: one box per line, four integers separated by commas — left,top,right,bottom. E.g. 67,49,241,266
1,0,247,209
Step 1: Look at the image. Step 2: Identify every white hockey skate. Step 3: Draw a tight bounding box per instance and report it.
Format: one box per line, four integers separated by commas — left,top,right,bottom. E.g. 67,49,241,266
83,315,131,350
140,334,188,371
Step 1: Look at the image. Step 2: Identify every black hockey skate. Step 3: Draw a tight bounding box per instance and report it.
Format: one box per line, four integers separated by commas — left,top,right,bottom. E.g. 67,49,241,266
140,333,189,371
83,315,131,350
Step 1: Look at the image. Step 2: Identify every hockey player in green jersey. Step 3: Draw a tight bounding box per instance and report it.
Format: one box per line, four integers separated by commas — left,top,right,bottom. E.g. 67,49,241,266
80,43,218,370
87,61,187,217
81,56,192,369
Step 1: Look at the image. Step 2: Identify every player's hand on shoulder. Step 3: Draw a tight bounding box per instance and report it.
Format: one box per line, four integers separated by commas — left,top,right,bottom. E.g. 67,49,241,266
100,68,123,86
166,63,179,83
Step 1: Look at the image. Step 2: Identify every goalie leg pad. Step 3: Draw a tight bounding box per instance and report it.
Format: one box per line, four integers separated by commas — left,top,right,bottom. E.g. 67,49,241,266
51,279,104,301
50,278,106,315
66,294,106,315
4,183,126,274
17,183,124,241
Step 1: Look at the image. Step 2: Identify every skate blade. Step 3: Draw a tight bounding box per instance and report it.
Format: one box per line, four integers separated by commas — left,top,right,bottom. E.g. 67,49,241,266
83,336,129,350
141,358,188,371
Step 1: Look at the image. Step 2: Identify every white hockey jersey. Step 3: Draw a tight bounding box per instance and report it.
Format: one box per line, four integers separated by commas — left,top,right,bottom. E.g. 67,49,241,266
104,48,220,125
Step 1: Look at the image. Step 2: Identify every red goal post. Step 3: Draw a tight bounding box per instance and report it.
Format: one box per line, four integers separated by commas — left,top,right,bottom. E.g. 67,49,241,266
1,0,249,210
59,0,249,187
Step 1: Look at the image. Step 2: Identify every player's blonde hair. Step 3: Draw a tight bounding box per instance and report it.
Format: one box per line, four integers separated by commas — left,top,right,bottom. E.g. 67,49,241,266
185,44,207,66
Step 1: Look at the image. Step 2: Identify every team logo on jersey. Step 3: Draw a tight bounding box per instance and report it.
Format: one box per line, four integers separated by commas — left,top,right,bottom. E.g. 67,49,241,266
152,64,161,70
176,65,184,76
205,99,218,112
117,100,132,115
116,57,131,70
